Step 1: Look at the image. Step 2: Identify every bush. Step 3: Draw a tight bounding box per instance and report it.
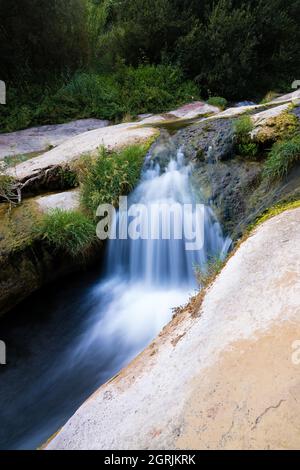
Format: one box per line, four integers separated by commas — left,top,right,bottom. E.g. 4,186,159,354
55,73,123,120
237,142,259,157
233,115,258,157
234,115,254,138
39,209,96,257
116,65,199,115
79,144,149,216
1,65,200,131
263,135,300,181
207,96,228,110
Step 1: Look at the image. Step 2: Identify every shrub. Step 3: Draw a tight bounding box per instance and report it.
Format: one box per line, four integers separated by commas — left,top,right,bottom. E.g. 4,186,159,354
263,135,300,181
207,96,228,110
234,115,258,157
39,209,96,257
1,65,200,131
56,73,123,120
234,115,254,138
116,65,199,115
5,105,33,132
79,144,149,216
237,142,259,157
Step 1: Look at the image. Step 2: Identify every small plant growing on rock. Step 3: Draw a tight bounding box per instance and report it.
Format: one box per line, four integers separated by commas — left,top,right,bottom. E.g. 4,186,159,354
234,115,254,138
263,135,300,181
233,115,258,158
194,256,225,288
78,144,149,216
260,91,279,104
39,209,97,257
207,96,228,110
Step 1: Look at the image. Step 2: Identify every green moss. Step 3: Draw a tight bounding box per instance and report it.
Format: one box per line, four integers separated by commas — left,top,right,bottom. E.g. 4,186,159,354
2,151,42,169
0,200,42,255
249,200,300,231
256,110,298,144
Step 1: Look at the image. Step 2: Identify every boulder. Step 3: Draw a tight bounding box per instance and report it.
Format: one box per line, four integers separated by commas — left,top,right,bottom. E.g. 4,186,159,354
5,123,159,190
0,119,109,159
45,208,300,450
35,189,80,213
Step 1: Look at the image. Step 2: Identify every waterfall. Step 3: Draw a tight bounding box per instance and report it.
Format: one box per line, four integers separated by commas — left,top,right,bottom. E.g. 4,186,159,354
73,140,230,361
106,147,229,286
0,133,232,450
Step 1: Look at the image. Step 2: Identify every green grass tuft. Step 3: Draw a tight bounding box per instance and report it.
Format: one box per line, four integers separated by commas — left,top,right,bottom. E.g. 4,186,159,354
234,115,254,138
78,144,150,216
207,96,228,110
38,209,97,257
263,135,300,181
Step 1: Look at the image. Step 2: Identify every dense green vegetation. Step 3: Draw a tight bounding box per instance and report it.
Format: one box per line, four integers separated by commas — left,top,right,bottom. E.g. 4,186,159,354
78,144,151,216
263,135,300,181
233,115,259,158
0,0,299,132
207,97,228,111
0,66,198,132
38,209,97,257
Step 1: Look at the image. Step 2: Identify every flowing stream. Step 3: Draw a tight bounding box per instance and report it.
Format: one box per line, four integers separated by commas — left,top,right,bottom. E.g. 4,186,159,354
0,133,230,449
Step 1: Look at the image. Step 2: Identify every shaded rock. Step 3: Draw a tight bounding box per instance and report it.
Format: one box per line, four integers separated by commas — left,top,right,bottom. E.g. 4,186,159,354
0,240,103,317
174,118,235,164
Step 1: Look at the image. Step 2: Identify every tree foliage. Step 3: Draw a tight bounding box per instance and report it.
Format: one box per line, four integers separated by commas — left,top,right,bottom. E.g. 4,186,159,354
0,0,299,101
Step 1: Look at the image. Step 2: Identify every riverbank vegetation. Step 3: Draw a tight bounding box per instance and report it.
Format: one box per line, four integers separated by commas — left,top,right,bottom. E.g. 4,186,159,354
1,0,299,132
38,209,97,257
78,144,151,216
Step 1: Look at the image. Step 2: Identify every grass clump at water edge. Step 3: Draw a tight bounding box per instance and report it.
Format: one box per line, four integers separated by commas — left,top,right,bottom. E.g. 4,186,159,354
78,143,152,217
38,209,97,257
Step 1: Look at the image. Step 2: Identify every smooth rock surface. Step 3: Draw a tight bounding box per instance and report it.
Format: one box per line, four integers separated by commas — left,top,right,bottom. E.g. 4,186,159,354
0,119,109,159
139,101,219,124
46,208,300,450
6,123,158,180
35,189,80,213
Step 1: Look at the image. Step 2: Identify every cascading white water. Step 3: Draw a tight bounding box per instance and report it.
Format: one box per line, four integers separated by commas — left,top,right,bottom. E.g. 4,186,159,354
0,134,232,450
107,147,229,285
74,143,231,361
